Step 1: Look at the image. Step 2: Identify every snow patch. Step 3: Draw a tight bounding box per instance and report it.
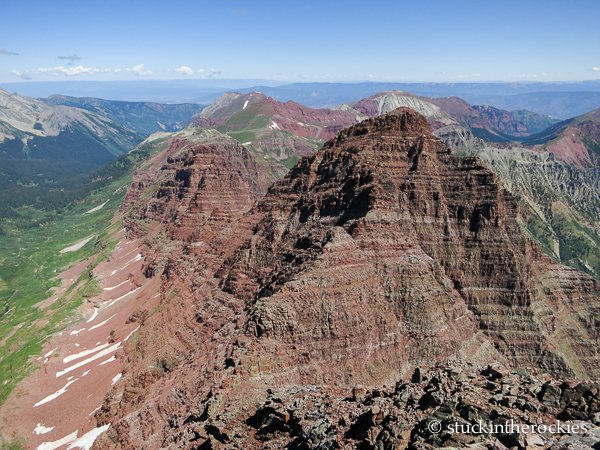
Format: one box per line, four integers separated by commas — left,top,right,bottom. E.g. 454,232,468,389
82,370,90,377
86,307,99,323
88,314,117,331
120,253,142,270
97,356,115,366
63,343,110,364
124,326,140,342
44,347,58,358
111,373,122,385
33,424,55,435
36,430,78,450
105,287,140,308
67,424,111,450
88,405,102,416
56,342,121,378
59,235,97,254
70,328,86,336
103,279,130,291
268,121,281,130
34,378,78,407
83,201,108,215
242,99,249,110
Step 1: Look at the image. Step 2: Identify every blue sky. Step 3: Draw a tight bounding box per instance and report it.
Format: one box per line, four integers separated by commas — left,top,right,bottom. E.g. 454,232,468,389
1,0,599,84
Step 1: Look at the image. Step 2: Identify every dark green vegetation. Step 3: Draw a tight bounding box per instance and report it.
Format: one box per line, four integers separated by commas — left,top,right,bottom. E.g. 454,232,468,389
45,95,205,135
0,142,159,218
0,142,165,407
521,117,576,146
1,119,141,163
1,91,206,219
470,127,514,143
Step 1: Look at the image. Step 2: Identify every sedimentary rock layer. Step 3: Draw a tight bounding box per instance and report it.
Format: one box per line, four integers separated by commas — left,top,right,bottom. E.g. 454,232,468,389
95,108,600,449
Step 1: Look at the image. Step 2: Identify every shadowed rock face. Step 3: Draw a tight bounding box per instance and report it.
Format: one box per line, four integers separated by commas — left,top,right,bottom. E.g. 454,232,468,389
95,108,600,449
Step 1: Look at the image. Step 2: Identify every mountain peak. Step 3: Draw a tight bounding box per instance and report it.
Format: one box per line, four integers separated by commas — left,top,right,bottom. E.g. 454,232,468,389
344,106,431,135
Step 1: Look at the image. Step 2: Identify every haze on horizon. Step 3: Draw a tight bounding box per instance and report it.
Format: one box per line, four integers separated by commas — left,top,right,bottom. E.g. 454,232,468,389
1,0,599,85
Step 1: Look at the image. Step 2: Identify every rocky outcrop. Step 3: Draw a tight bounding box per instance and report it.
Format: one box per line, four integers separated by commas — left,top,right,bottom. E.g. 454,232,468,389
433,124,487,152
95,108,600,449
200,363,600,449
462,144,600,278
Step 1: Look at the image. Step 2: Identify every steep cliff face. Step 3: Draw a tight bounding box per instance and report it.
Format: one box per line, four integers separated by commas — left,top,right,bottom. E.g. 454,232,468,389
95,108,600,449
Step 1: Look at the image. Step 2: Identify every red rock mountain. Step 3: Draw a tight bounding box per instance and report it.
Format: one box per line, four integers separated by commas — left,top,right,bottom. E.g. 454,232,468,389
522,107,600,169
349,91,558,138
191,92,363,166
90,108,600,448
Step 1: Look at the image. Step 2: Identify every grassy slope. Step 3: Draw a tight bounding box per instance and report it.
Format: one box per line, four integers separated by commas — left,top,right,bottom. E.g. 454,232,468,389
0,143,164,410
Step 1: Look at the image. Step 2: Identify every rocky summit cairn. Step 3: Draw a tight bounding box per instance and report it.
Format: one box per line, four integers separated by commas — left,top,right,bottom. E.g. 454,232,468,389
95,108,600,449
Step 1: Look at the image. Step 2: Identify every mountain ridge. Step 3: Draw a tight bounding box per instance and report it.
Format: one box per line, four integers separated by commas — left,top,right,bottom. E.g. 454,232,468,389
85,108,600,448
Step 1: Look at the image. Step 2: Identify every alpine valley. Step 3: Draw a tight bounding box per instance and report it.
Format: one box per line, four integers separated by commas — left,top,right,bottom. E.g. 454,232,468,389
1,85,600,450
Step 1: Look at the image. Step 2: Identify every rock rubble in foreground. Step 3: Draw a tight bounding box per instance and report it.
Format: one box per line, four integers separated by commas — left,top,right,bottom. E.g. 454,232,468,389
199,363,600,449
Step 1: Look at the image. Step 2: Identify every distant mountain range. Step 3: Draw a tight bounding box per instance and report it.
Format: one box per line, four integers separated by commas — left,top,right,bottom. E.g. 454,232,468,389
0,87,143,169
191,92,363,168
3,79,600,118
0,88,204,216
44,95,205,136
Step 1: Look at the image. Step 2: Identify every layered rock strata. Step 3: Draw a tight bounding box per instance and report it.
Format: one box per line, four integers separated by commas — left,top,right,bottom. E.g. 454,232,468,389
95,108,600,449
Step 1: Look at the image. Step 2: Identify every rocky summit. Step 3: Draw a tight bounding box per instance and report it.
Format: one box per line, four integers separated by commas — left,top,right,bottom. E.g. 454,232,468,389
93,108,600,449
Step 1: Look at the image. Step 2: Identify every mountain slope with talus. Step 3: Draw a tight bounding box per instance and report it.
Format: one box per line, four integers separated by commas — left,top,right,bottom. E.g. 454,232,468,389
43,94,206,136
522,107,600,169
0,87,143,165
86,108,600,449
191,91,364,168
0,122,287,449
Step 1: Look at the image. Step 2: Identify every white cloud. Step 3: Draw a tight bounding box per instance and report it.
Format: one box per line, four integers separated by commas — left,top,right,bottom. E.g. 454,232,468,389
473,73,481,77
174,66,194,75
57,54,82,61
543,72,549,76
11,70,31,80
126,64,152,76
458,73,468,78
593,67,600,72
519,74,537,78
35,65,110,76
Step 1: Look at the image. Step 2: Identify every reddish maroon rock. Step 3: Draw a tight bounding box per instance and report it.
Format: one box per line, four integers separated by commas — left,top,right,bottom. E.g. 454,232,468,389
94,108,600,449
